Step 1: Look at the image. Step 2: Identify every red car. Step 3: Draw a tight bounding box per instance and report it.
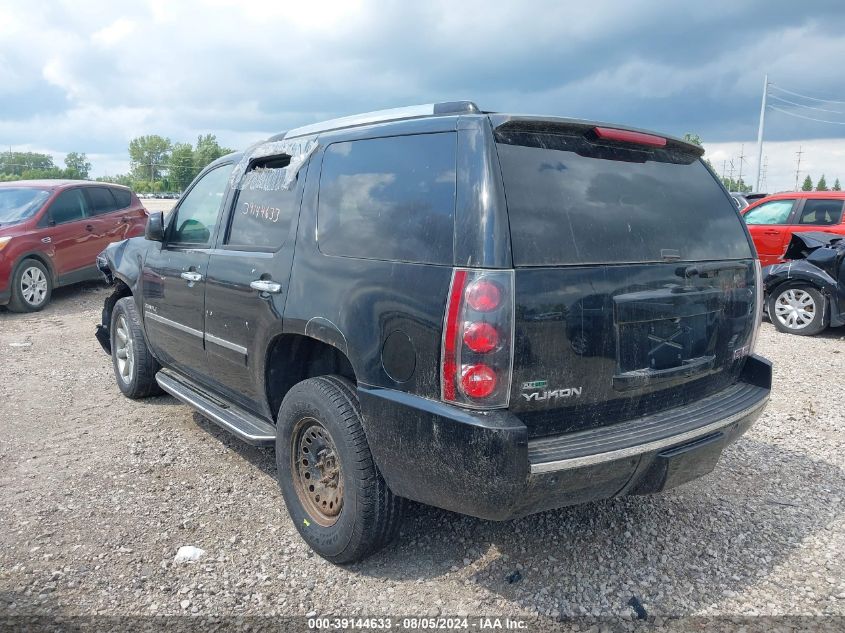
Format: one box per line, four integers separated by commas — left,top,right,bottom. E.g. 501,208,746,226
0,180,147,312
742,191,845,267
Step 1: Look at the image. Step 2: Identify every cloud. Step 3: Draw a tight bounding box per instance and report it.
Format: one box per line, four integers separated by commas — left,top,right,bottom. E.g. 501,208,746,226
1,0,844,177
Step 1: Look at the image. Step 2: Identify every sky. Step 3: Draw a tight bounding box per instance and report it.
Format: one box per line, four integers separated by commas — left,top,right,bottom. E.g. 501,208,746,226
1,0,844,191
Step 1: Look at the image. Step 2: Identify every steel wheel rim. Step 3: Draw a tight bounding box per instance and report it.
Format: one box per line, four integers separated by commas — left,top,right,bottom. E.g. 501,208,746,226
114,315,135,384
774,288,816,330
20,266,48,306
291,417,344,527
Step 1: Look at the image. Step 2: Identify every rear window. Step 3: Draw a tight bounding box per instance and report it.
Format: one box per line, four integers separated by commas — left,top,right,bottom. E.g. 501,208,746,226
112,188,132,209
87,187,119,215
317,133,456,264
496,131,753,265
796,199,844,226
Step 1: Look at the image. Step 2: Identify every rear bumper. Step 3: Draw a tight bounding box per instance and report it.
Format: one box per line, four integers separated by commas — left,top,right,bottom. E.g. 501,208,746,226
359,355,771,521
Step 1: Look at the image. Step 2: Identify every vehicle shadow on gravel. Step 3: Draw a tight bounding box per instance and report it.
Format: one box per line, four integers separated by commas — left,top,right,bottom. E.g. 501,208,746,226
0,281,107,317
352,437,843,615
183,411,842,615
191,412,276,472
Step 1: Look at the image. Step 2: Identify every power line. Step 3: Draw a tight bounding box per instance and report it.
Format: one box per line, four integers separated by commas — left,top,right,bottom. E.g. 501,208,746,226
768,94,845,115
769,84,845,105
768,105,845,125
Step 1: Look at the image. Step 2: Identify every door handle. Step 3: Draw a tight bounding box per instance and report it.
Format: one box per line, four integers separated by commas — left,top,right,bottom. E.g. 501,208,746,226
763,230,780,235
250,279,282,294
85,224,94,232
180,271,203,282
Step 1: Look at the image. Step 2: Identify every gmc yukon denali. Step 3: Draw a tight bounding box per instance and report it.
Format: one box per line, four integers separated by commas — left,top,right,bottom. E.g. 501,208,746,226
95,101,772,563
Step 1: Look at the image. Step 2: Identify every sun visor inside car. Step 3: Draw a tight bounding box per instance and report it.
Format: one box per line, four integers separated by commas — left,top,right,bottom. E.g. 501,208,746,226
229,138,318,191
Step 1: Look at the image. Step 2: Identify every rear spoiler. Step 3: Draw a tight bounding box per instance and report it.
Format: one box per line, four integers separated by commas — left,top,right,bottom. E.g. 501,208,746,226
488,114,704,157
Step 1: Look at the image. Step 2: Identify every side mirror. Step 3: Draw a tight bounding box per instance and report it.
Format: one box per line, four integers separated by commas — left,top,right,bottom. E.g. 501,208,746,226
145,211,165,242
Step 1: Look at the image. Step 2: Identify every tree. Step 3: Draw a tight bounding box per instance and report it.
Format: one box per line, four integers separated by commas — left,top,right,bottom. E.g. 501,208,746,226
64,152,91,179
833,178,842,192
169,142,196,192
0,151,55,176
193,134,233,173
129,135,172,183
96,174,133,187
721,177,751,193
682,132,716,171
683,133,703,147
802,175,814,191
816,174,828,191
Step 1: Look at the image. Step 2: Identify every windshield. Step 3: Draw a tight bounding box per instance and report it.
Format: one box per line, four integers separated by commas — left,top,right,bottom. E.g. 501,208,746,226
0,188,51,225
496,131,754,266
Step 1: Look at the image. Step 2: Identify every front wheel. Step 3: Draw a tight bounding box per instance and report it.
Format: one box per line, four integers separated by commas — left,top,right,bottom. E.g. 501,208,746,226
276,375,405,563
768,284,828,336
7,259,52,313
110,297,163,398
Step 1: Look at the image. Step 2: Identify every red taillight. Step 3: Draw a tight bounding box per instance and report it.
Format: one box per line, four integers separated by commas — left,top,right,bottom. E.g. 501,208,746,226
442,270,468,401
460,364,497,399
465,279,501,312
441,269,514,409
463,321,499,353
593,126,667,148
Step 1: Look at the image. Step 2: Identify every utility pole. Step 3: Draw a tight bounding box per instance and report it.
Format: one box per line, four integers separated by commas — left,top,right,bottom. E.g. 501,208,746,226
728,159,735,187
794,146,804,190
754,74,768,193
721,160,727,181
760,156,768,192
737,144,746,191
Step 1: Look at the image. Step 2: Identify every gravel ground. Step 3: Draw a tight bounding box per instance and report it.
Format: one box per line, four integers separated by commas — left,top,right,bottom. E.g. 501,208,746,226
0,282,843,626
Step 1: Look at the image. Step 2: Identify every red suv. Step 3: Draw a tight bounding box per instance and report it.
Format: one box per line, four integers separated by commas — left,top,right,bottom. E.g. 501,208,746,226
0,180,148,312
742,191,845,266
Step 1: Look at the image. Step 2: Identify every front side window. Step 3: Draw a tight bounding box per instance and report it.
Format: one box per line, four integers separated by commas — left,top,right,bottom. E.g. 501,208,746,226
225,156,301,250
317,133,456,264
743,200,795,225
49,189,89,225
169,164,233,246
795,199,844,226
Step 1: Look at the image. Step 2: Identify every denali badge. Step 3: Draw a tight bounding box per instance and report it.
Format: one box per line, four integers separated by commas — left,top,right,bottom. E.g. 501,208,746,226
521,387,583,402
521,380,548,390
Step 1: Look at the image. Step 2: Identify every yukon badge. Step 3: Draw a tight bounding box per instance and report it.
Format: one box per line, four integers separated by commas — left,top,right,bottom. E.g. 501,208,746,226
521,380,582,402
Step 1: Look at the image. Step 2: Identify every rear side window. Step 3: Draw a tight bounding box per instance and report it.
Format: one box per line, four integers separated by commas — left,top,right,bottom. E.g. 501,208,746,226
49,189,88,224
111,188,132,209
744,199,795,225
496,131,754,265
226,156,301,250
318,133,456,264
796,199,844,226
87,187,119,215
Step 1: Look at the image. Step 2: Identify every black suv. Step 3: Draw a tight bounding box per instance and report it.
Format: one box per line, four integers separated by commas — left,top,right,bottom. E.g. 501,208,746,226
96,101,771,563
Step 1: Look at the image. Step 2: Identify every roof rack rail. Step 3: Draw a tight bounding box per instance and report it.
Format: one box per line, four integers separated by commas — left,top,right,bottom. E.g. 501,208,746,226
283,101,480,139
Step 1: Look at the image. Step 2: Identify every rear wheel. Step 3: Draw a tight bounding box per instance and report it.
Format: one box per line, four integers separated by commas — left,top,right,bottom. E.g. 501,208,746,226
768,284,828,336
276,375,404,563
110,297,163,398
8,259,52,313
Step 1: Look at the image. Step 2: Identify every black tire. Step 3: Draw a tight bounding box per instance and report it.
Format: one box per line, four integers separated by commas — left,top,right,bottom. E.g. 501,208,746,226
110,297,163,398
767,283,828,336
7,258,52,313
276,375,404,564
